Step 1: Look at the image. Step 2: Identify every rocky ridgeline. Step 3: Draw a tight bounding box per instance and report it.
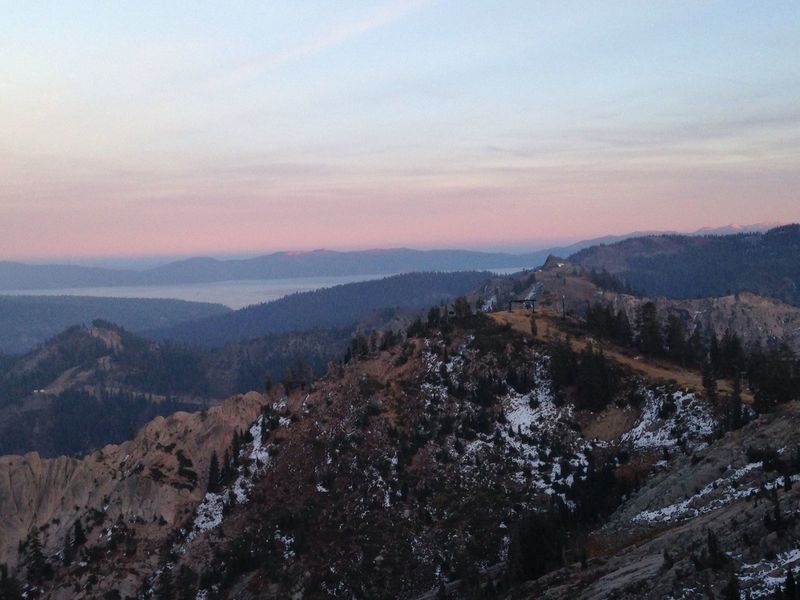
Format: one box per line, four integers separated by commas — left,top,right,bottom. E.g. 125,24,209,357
490,260,800,353
2,311,799,599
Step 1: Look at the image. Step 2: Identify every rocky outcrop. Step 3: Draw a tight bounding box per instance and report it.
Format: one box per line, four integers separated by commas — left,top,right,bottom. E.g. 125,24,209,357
511,403,800,599
0,391,266,571
610,291,800,352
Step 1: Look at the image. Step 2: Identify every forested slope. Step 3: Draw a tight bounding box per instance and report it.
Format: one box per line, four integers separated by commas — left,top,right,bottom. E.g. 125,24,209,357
150,271,494,347
570,224,800,304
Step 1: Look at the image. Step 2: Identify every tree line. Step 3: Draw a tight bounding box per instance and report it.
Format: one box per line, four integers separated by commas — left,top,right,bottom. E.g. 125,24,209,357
585,301,800,413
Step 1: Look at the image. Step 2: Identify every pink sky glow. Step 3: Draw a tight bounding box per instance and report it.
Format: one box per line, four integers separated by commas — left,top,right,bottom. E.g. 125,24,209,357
2,1,799,261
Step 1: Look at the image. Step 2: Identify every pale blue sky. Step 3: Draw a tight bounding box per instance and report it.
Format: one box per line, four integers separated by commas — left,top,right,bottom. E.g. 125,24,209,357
1,1,799,259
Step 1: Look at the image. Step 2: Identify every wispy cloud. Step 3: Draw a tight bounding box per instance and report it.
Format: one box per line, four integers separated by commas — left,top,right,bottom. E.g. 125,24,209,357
226,0,429,82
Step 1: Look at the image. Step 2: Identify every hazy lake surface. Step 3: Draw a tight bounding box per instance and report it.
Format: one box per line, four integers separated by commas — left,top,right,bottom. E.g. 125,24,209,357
3,268,523,309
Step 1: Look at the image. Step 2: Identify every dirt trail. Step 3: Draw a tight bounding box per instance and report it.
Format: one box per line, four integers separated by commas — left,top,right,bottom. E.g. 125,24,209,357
490,309,752,402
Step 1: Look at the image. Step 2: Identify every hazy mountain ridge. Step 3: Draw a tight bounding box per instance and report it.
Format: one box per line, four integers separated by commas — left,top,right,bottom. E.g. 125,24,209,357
0,295,230,355
148,271,495,348
1,223,777,291
0,250,537,291
570,224,800,305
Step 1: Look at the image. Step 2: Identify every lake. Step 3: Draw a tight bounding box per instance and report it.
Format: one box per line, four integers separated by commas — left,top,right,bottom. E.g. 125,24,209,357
2,268,523,309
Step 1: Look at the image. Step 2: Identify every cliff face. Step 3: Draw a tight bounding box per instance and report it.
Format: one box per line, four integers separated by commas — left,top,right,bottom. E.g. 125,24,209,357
609,291,800,352
0,391,266,577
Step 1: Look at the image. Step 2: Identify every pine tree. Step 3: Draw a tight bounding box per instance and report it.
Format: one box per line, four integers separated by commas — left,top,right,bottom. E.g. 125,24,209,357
207,451,220,493
231,430,241,468
25,530,51,583
723,571,740,600
72,519,87,547
702,360,718,403
175,565,198,600
786,569,797,600
283,366,295,391
453,296,471,319
222,449,232,483
706,528,726,570
665,314,687,365
260,415,270,443
0,564,22,600
613,309,633,346
636,302,663,356
686,327,706,367
720,330,745,378
156,567,174,600
709,332,721,375
351,333,370,358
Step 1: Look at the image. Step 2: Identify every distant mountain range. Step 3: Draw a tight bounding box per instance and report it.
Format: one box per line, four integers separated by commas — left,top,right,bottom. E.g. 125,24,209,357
0,295,230,354
0,223,780,291
571,224,800,305
0,272,495,454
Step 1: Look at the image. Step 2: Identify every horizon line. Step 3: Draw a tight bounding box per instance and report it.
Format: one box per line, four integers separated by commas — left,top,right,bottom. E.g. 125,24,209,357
2,221,790,267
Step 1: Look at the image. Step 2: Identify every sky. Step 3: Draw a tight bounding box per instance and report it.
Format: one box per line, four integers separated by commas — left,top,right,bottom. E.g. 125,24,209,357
1,0,799,260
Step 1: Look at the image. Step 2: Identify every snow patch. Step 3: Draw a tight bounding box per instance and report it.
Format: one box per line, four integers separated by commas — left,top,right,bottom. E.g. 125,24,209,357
622,389,714,452
739,548,800,598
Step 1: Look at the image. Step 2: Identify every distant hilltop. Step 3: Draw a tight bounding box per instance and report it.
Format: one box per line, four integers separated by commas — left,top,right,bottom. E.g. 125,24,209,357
570,223,800,306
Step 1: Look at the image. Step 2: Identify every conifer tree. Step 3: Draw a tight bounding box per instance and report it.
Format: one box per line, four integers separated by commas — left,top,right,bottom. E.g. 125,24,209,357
232,430,241,468
664,314,686,365
175,565,198,600
702,360,718,403
784,462,793,492
614,309,633,346
72,519,87,547
156,567,174,600
686,327,706,367
222,449,232,483
709,332,721,374
207,451,220,494
785,569,798,600
723,571,739,600
727,377,743,431
0,563,22,600
283,366,295,391
636,302,663,356
260,415,269,442
25,530,51,583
